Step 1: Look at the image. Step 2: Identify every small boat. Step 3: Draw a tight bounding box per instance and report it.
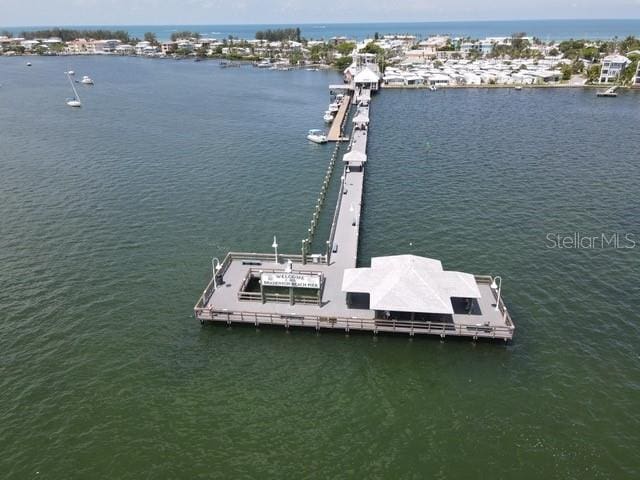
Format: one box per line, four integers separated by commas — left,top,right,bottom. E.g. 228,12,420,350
65,72,82,107
80,75,94,85
323,111,334,123
307,129,327,144
26,62,32,67
328,101,340,113
514,85,523,90
67,70,75,75
429,85,437,91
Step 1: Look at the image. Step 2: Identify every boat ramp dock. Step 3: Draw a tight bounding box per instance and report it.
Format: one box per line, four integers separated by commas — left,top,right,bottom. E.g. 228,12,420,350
597,86,618,97
327,91,352,142
194,58,515,342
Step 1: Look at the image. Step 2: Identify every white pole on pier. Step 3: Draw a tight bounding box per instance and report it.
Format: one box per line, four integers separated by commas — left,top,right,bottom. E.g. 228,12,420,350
212,257,221,289
490,276,502,310
272,236,279,264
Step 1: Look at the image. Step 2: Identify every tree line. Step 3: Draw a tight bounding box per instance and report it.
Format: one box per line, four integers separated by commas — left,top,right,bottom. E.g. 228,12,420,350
255,28,301,42
170,31,201,41
19,28,133,43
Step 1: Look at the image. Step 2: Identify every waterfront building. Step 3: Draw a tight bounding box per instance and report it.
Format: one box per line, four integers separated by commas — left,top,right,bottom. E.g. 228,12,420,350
599,54,630,83
43,37,62,49
161,41,177,54
135,41,151,55
65,38,91,54
634,62,640,87
0,36,24,52
427,73,451,86
115,44,134,55
354,67,381,91
92,39,122,53
21,40,40,51
176,40,194,52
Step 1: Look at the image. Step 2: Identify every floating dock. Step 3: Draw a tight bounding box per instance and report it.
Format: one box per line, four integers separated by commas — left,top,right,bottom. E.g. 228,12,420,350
327,92,352,142
194,60,515,342
597,86,618,97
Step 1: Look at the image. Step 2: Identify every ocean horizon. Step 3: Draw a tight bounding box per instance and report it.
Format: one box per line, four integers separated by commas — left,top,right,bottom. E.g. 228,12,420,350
3,18,640,41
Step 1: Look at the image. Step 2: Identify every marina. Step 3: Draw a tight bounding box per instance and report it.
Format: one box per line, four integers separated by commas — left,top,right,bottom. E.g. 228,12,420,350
195,55,514,341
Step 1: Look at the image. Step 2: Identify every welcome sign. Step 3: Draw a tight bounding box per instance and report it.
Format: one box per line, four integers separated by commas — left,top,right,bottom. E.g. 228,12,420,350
260,272,321,289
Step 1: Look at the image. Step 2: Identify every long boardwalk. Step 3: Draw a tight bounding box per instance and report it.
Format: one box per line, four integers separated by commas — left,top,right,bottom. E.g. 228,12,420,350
194,82,515,341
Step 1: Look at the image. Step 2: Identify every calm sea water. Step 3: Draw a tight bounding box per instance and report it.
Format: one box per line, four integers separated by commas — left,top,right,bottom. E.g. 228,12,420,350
4,19,640,41
1,56,640,478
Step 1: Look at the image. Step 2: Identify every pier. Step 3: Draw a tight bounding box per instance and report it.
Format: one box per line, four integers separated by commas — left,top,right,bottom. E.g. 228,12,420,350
194,57,515,342
327,91,352,142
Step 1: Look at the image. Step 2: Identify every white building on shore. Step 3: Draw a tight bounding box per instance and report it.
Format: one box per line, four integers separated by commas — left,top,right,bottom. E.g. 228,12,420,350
599,54,630,83
92,39,122,54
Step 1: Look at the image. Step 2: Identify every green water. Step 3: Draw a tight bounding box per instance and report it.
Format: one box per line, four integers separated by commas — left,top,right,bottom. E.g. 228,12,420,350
1,56,639,479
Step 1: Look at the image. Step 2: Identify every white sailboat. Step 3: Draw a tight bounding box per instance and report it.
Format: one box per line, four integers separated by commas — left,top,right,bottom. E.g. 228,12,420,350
65,73,82,107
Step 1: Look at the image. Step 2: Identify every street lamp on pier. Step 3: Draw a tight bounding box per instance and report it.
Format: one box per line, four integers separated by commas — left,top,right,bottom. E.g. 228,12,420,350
272,236,279,264
211,257,221,289
490,276,502,311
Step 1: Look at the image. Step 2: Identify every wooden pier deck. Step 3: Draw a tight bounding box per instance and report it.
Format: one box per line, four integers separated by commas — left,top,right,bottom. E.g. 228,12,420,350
194,82,515,342
327,94,352,142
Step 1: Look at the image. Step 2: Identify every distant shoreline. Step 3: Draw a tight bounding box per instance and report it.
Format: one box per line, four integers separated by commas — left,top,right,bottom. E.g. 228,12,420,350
3,54,638,92
3,19,640,42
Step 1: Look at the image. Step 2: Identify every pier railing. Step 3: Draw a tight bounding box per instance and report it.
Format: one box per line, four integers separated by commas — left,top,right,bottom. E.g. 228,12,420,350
194,308,515,340
326,165,346,261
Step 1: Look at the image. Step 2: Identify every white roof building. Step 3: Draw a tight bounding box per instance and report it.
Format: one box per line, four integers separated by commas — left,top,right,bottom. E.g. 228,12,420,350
353,67,381,90
342,255,481,315
599,54,630,83
342,150,367,166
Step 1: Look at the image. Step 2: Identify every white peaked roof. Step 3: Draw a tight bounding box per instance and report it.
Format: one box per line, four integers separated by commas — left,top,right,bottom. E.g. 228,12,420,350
354,67,380,83
352,110,370,125
343,150,367,164
603,54,630,64
342,255,481,314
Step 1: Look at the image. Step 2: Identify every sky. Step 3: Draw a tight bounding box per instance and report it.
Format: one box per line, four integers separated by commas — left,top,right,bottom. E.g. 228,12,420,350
1,0,639,26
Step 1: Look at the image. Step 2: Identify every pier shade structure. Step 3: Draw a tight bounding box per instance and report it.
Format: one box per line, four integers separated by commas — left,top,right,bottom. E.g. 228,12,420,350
194,55,514,341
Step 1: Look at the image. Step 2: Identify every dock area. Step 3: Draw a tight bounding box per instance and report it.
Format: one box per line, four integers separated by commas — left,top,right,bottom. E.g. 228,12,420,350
194,57,515,342
327,92,352,142
597,85,618,97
